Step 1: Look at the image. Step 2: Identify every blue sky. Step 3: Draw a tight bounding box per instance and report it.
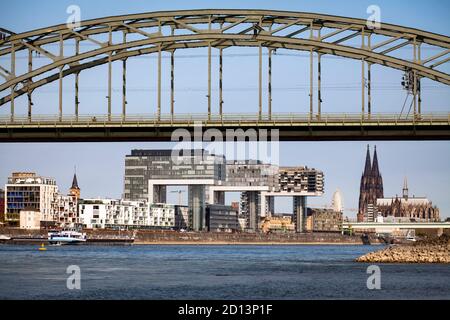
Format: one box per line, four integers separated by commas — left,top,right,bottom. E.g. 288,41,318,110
0,0,449,218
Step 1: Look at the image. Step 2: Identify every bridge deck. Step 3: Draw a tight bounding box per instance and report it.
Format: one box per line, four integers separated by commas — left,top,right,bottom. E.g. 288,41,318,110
0,113,449,142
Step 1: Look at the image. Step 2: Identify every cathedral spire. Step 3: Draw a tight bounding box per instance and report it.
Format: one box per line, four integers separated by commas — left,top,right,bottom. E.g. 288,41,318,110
363,144,372,175
371,145,380,177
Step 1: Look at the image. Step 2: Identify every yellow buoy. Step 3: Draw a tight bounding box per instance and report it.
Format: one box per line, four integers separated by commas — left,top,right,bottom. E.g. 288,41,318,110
38,243,47,251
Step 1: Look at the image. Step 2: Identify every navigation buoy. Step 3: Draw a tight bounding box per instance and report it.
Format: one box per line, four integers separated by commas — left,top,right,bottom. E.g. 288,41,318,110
38,243,47,251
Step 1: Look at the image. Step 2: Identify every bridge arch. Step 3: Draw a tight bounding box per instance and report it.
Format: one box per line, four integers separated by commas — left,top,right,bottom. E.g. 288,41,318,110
0,9,449,118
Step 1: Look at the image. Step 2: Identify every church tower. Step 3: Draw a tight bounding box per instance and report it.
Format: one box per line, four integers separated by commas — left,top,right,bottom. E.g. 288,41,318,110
69,171,81,199
402,177,409,200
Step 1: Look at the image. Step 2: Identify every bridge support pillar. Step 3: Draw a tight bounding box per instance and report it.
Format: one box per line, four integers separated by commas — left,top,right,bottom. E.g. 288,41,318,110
158,44,162,120
259,43,262,120
189,185,206,231
417,42,422,115
75,39,80,120
268,48,272,120
214,191,225,205
361,58,365,119
318,53,322,118
122,31,127,120
10,43,15,121
294,196,307,233
243,191,260,232
153,185,167,204
107,28,113,121
368,62,371,117
219,48,223,118
309,21,314,120
208,42,211,120
27,48,32,121
265,195,274,218
309,48,313,119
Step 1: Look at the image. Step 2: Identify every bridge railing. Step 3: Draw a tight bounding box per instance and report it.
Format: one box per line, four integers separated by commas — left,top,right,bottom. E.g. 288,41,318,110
0,112,449,125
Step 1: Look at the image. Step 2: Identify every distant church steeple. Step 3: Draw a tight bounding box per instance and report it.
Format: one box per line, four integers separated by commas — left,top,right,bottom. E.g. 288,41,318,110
69,167,81,199
403,177,409,200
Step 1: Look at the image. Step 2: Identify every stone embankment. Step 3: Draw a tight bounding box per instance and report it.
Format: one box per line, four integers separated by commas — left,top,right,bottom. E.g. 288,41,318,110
356,235,450,264
0,227,378,245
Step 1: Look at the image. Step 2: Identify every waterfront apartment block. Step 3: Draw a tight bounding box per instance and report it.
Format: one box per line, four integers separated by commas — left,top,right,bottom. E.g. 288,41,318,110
80,199,146,229
5,172,59,226
206,204,239,232
123,149,325,233
306,208,343,233
278,167,324,194
149,203,175,227
52,194,79,227
79,199,177,229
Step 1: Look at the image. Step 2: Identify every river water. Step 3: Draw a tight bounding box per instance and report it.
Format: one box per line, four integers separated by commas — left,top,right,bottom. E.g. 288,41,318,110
0,244,449,300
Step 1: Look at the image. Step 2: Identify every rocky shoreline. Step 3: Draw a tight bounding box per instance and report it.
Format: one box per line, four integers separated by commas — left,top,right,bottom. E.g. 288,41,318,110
356,235,450,264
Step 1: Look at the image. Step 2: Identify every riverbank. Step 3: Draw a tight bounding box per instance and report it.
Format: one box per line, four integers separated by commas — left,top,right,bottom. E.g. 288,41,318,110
133,241,370,245
0,227,379,245
356,235,450,263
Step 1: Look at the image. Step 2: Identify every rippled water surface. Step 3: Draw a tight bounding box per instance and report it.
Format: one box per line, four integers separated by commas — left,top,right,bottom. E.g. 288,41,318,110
0,244,449,299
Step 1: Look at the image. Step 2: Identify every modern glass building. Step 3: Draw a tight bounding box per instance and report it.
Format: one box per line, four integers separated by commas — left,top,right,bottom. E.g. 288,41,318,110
123,149,324,232
124,149,226,201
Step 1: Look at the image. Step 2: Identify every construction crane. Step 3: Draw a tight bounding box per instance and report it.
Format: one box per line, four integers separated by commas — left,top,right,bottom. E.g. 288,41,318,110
170,190,186,206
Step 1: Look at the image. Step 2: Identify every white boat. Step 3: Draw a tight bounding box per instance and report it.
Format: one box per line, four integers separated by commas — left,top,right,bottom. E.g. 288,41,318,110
48,230,87,244
406,230,417,242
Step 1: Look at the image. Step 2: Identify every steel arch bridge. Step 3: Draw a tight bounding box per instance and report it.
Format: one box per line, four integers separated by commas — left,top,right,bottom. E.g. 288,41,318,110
0,9,449,141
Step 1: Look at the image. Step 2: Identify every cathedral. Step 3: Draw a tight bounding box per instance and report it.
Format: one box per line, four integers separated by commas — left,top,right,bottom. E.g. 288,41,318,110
357,146,440,222
357,145,384,222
